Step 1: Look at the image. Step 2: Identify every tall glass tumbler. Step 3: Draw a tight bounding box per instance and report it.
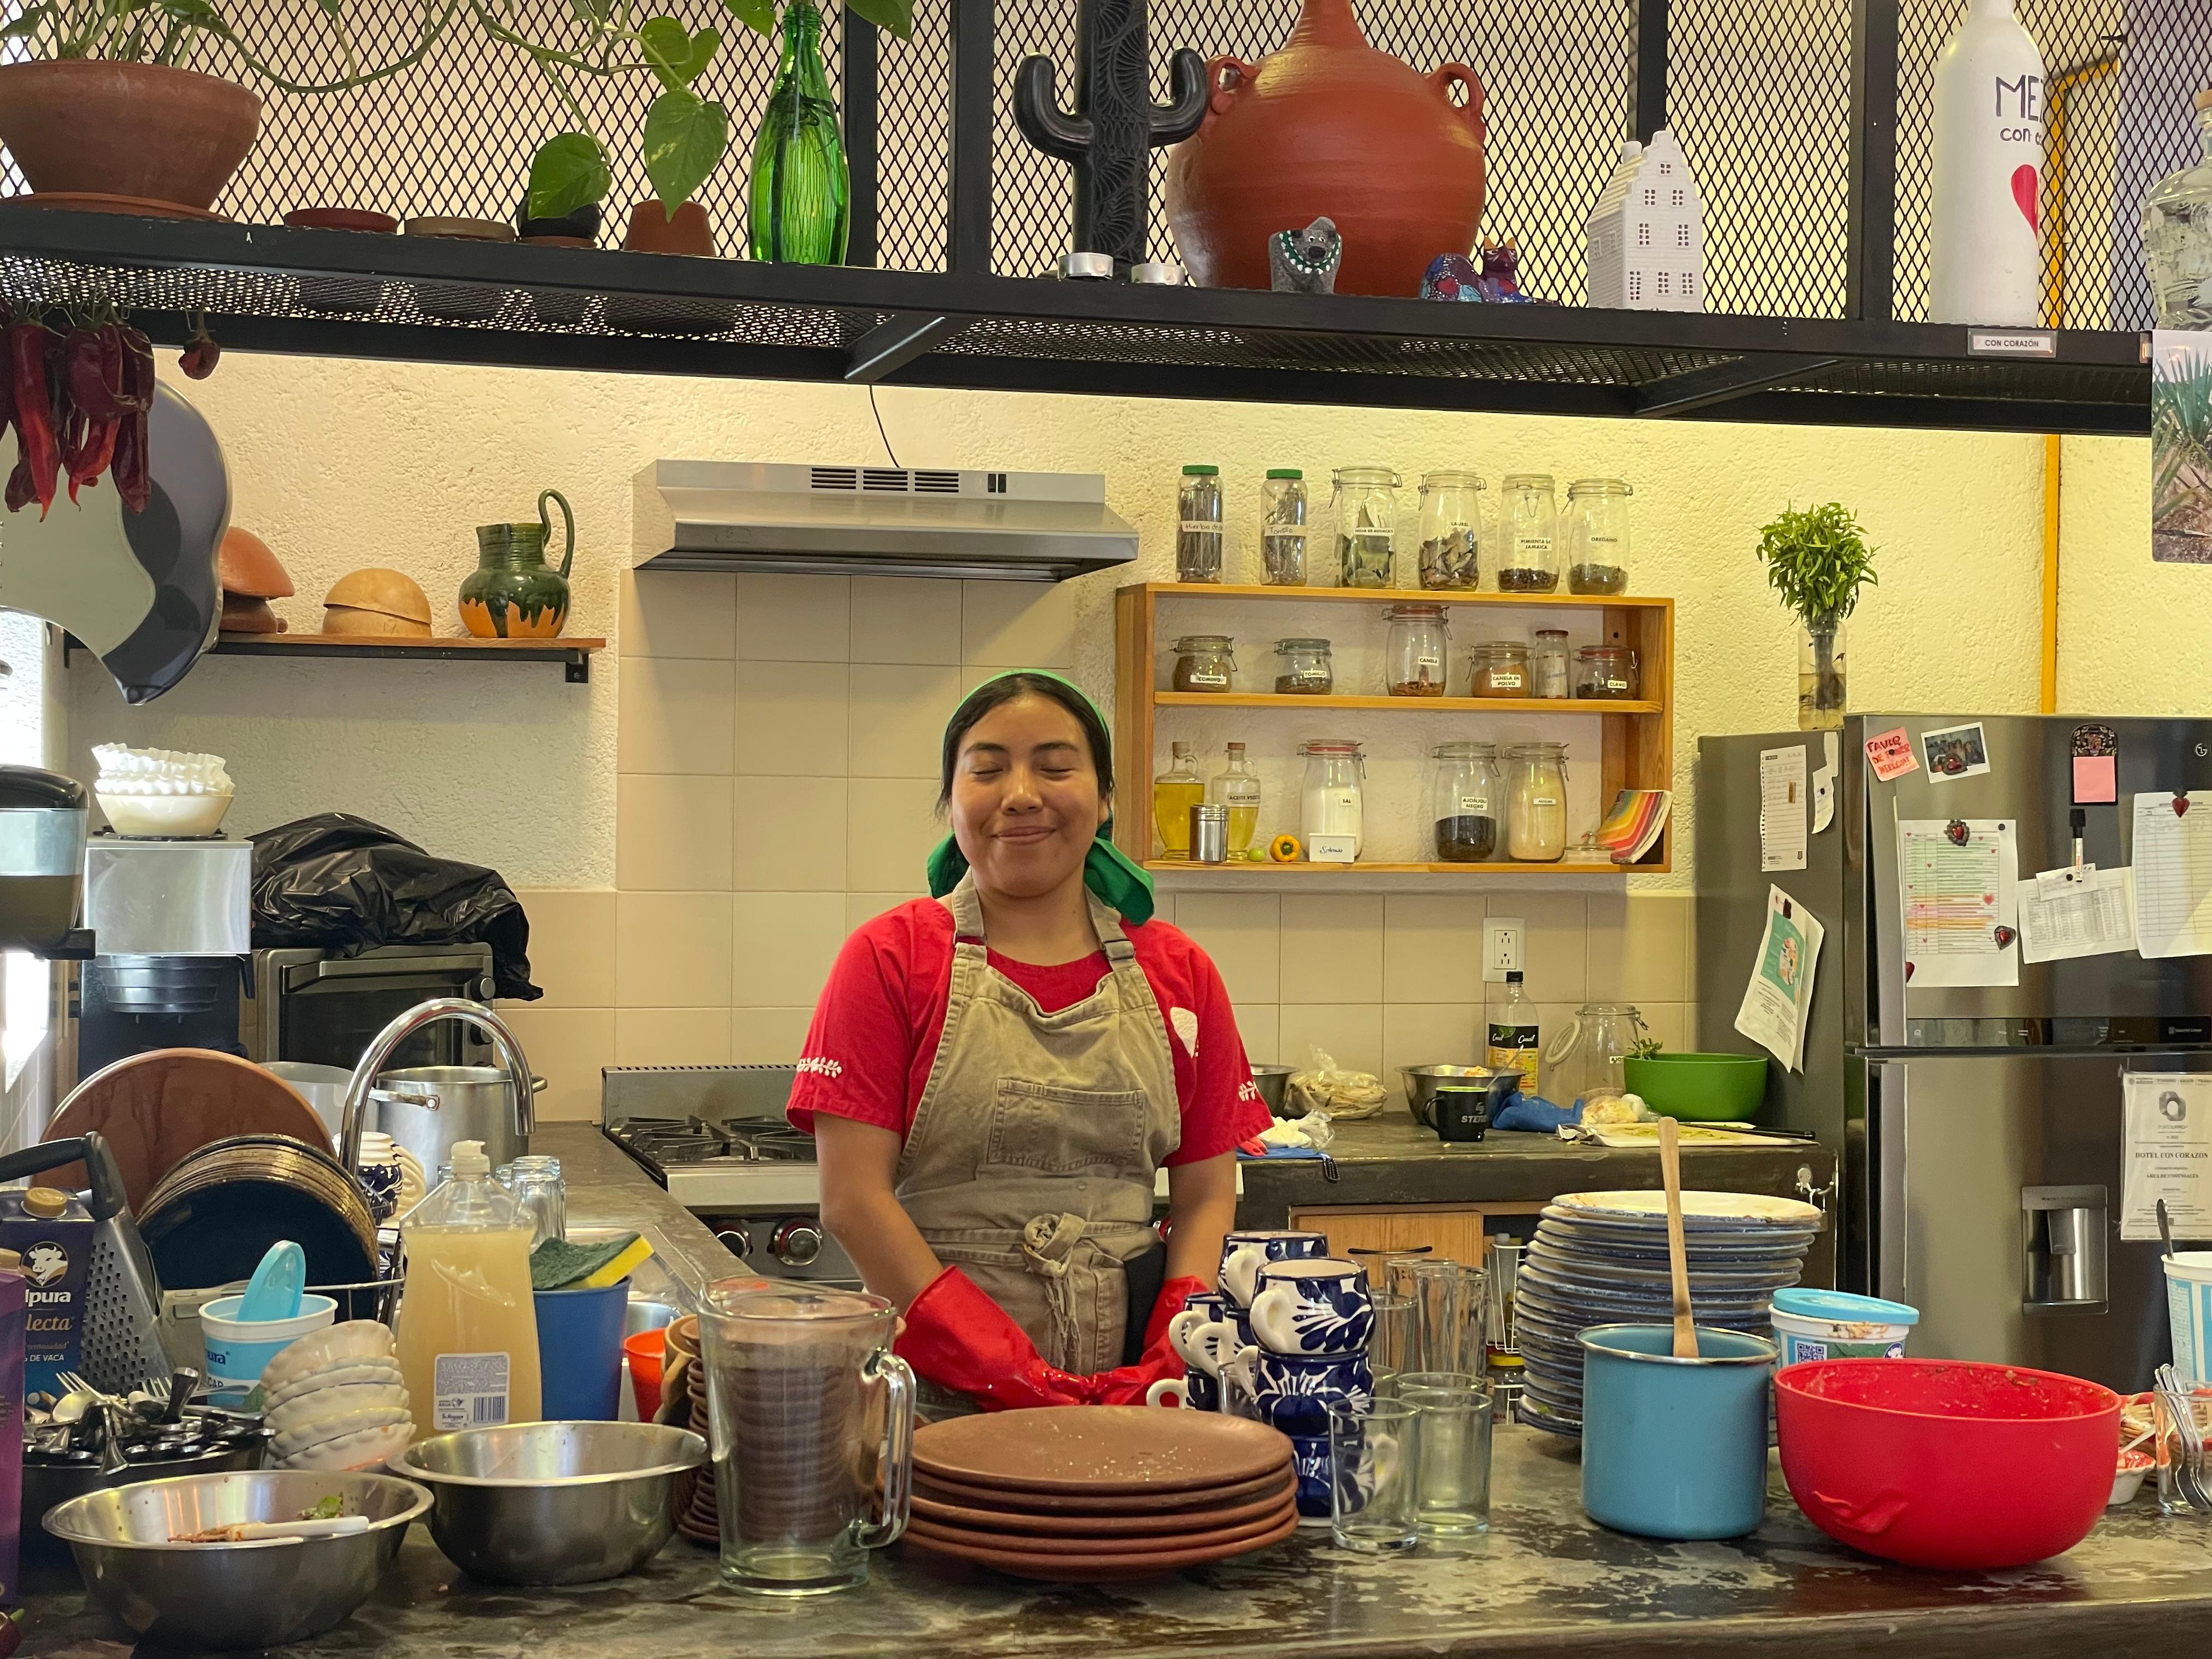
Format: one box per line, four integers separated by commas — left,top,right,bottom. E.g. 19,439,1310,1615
702,1284,915,1595
1403,1376,1494,1547
1410,1261,1489,1375
1368,1290,1418,1375
1329,1399,1420,1553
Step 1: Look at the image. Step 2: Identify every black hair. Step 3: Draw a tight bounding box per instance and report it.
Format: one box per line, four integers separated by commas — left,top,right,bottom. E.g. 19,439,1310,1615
938,673,1113,811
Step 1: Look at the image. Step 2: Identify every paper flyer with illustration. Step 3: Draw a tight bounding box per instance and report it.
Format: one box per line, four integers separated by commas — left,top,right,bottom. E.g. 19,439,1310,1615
1735,884,1822,1071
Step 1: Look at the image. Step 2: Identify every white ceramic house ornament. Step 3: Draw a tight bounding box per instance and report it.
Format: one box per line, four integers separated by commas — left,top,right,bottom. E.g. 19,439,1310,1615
1584,129,1706,312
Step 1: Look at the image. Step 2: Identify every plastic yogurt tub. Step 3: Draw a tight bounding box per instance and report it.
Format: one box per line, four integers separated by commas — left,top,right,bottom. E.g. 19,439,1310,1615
1770,1288,1919,1365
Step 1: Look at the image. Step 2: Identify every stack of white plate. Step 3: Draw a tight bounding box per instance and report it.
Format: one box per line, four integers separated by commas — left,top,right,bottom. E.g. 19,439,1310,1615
1512,1189,1822,1436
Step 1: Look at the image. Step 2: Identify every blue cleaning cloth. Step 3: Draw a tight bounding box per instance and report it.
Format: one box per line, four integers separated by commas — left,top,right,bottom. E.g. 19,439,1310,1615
1236,1143,1327,1159
1491,1091,1581,1133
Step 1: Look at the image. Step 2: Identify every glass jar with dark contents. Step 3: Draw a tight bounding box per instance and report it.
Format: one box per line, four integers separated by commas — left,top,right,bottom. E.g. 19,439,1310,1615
1564,477,1632,595
1171,634,1237,692
1497,474,1559,592
1274,636,1334,694
1574,644,1640,699
1430,742,1502,862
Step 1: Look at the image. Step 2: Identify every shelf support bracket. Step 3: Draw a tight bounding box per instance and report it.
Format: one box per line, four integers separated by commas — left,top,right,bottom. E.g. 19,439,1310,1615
1635,354,1839,418
845,312,965,383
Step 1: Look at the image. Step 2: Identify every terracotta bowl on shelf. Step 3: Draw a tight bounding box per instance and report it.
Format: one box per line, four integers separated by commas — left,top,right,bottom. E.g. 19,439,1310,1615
283,207,398,234
0,60,259,213
324,567,431,625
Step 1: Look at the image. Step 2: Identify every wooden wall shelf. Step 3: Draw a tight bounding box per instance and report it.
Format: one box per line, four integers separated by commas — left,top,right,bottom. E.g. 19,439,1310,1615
1114,583,1674,876
213,634,605,682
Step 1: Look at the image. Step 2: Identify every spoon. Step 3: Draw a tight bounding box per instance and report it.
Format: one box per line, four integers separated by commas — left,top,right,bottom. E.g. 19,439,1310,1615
2161,1198,2178,1260
1658,1114,1697,1358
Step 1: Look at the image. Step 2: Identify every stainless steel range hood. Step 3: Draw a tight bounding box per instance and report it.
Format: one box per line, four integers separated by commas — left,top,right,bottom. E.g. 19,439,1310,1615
635,461,1137,582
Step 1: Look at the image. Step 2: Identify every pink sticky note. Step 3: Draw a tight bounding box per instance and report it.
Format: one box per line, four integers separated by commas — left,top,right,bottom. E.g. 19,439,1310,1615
1866,729,1920,782
2073,755,2118,804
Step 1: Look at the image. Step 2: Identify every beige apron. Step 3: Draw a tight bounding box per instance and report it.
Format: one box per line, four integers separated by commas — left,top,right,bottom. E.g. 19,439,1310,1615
895,874,1181,1383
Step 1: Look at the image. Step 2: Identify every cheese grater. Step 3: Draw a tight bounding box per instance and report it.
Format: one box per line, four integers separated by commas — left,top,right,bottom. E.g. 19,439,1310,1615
0,1131,169,1392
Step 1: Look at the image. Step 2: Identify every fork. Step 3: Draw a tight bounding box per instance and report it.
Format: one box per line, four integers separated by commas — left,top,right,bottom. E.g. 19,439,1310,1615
2157,1364,2212,1511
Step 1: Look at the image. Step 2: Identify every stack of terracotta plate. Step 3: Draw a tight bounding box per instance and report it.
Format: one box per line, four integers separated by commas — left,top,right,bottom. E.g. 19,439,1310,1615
901,1407,1297,1582
665,1316,719,1547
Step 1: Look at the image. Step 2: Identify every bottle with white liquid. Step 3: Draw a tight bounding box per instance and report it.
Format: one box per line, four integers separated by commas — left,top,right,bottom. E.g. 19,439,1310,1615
1929,0,2046,326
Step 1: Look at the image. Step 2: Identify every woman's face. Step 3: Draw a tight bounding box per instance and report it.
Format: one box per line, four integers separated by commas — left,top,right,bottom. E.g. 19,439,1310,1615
950,695,1109,900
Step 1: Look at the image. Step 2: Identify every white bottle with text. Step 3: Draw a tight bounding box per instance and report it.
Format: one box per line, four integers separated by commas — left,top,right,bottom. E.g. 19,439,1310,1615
1929,0,2046,325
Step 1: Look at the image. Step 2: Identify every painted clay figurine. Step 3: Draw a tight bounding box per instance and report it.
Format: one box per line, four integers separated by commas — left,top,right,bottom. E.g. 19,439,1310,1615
1421,252,1482,301
1270,217,1343,294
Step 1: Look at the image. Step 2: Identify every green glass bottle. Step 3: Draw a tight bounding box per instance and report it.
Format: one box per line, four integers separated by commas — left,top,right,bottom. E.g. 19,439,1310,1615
749,0,849,264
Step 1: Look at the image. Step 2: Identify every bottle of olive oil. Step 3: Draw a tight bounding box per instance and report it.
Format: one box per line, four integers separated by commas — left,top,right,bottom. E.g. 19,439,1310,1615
1153,744,1205,860
1486,972,1541,1089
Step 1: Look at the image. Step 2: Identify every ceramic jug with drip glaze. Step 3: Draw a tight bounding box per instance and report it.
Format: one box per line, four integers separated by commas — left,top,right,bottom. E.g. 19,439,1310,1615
459,489,574,640
1163,0,1486,298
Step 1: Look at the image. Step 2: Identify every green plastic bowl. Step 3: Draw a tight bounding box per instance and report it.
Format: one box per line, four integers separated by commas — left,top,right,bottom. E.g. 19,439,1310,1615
1623,1053,1770,1122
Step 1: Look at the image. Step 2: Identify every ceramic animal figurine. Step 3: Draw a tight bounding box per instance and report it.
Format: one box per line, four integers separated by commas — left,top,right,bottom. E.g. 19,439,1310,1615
1270,217,1343,293
1474,237,1557,304
1014,0,1206,267
460,488,575,639
1421,251,1483,301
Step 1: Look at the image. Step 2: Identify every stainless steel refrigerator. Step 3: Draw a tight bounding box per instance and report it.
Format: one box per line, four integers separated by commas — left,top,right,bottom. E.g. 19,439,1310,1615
1699,715,2212,1392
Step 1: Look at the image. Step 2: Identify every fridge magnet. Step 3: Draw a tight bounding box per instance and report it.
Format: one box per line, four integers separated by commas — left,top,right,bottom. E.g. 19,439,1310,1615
2070,723,2119,805
2152,331,2212,564
1945,818,1970,845
1994,924,2017,948
1865,727,1920,782
1921,720,1991,781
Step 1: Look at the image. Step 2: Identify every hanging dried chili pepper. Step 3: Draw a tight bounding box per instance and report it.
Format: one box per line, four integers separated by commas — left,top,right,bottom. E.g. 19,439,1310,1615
111,326,155,514
178,314,219,381
7,321,59,517
60,324,128,499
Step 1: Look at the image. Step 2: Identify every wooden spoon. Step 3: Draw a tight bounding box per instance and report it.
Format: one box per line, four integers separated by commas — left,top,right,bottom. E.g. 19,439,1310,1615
1658,1114,1697,1359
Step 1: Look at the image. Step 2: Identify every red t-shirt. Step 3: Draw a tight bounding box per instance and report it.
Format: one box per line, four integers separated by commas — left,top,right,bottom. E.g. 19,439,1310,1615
788,900,1269,1166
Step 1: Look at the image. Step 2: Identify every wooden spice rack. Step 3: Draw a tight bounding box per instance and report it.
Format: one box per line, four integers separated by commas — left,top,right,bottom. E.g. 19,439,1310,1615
1113,583,1673,877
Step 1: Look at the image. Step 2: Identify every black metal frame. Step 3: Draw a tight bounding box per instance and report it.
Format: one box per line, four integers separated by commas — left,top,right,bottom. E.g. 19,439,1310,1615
61,627,601,681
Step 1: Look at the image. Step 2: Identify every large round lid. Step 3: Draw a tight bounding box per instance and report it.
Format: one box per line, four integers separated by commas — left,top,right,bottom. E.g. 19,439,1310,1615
0,765,86,811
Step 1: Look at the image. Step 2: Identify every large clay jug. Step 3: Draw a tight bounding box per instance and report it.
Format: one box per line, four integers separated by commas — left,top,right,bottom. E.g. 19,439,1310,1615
1164,0,1485,298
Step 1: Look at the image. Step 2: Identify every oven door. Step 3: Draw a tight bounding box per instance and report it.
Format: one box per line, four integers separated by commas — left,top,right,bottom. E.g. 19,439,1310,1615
244,945,497,1070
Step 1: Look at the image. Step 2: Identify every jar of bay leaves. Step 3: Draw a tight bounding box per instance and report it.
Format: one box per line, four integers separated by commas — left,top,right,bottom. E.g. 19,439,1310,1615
1417,470,1485,589
1430,742,1502,862
1331,466,1401,588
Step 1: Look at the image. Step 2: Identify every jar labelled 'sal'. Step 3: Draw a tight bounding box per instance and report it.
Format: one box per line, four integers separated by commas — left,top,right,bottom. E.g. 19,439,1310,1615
1172,634,1237,692
1468,640,1532,699
1417,469,1484,590
1531,629,1571,699
1177,465,1224,583
1274,636,1335,695
1575,644,1639,700
1498,474,1559,593
1262,469,1309,586
1564,477,1632,595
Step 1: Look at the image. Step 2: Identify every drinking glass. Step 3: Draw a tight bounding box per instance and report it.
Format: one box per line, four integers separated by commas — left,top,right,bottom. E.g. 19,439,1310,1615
701,1283,915,1595
1410,1261,1489,1375
1368,1290,1417,1375
1402,1375,1494,1547
1329,1399,1420,1553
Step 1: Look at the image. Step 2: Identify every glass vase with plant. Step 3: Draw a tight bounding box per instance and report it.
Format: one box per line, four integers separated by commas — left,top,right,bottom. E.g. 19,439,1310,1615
1757,501,1878,732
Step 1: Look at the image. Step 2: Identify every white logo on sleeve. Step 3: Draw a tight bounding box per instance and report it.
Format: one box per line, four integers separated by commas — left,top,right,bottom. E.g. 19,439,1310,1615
796,1055,843,1079
1169,1007,1200,1056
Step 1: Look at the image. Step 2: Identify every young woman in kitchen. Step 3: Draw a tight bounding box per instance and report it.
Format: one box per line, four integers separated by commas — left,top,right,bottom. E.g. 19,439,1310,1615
788,671,1271,1412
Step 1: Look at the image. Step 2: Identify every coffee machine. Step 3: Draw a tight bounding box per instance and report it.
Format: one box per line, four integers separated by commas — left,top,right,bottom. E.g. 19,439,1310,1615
75,836,253,1074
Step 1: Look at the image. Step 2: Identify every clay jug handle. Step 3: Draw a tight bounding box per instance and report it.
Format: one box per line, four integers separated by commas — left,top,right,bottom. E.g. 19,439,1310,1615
1206,55,1257,118
1430,63,1486,138
537,488,576,580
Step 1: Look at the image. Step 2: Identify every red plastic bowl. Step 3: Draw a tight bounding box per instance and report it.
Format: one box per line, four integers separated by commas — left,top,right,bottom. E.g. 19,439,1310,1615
1775,1358,2120,1570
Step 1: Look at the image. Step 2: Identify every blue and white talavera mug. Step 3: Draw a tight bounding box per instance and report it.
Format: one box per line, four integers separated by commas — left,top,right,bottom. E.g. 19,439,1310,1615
1220,1230,1331,1308
1254,1347,1374,1438
1164,1290,1232,1411
1250,1257,1374,1357
1288,1434,1333,1520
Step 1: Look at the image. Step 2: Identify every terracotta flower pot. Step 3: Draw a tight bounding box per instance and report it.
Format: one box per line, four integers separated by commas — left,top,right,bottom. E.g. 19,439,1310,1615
623,200,715,256
0,61,260,212
1163,0,1485,298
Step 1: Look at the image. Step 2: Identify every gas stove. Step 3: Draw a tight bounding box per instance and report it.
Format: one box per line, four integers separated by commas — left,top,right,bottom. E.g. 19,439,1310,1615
601,1065,853,1283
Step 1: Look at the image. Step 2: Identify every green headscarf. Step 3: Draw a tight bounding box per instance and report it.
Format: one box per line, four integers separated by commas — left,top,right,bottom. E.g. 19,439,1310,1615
925,670,1157,926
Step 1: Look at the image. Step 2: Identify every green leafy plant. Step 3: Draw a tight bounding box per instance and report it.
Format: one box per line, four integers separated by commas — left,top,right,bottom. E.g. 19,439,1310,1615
1630,1034,1663,1060
2153,349,2212,557
526,131,614,222
1757,501,1880,627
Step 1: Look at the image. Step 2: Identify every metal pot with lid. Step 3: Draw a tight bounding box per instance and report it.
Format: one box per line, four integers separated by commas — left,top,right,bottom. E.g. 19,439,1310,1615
0,765,89,953
338,999,539,1180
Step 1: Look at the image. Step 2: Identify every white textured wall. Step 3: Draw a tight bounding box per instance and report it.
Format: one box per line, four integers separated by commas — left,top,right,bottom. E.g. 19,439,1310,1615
63,354,2053,889
2055,435,2195,714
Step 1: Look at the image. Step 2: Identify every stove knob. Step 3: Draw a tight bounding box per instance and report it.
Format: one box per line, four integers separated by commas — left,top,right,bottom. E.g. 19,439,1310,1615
714,1225,753,1257
771,1221,823,1267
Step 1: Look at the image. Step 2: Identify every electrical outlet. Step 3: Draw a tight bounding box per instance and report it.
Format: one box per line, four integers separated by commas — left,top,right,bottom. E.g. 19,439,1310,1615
1483,918,1525,981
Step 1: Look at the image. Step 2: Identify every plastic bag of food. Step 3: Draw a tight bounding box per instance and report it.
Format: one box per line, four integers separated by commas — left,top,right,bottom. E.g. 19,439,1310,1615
1579,1090,1654,1126
1286,1047,1387,1121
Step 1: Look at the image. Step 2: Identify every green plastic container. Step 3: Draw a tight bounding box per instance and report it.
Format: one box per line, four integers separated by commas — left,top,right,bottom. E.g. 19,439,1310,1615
1623,1052,1769,1122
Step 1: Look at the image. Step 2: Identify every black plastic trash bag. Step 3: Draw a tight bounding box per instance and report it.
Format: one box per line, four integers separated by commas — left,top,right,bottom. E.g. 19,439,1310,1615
249,814,543,1001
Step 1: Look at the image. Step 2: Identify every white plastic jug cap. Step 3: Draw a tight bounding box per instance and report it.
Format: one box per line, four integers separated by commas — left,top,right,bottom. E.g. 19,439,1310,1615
450,1140,490,1180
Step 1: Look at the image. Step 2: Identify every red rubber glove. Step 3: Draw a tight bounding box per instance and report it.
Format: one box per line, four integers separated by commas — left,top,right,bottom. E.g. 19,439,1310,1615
893,1266,1099,1412
1081,1274,1210,1406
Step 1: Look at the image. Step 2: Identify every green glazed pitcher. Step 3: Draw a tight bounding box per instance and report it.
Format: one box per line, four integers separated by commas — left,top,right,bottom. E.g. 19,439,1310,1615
460,488,574,640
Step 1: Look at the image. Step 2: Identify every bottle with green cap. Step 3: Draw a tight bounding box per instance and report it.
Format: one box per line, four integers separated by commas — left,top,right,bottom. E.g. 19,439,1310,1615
1177,465,1224,583
1262,469,1308,585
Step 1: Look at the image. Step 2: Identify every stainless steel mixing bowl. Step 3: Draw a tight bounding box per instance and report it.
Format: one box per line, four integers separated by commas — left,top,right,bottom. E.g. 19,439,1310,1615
1401,1064,1522,1130
387,1420,706,1585
43,1468,430,1651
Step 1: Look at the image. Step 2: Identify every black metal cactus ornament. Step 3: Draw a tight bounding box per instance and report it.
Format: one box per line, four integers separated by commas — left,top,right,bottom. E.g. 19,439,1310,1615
1014,0,1207,269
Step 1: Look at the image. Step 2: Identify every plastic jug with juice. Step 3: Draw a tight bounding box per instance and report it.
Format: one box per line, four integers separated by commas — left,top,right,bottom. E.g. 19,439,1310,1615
396,1139,541,1436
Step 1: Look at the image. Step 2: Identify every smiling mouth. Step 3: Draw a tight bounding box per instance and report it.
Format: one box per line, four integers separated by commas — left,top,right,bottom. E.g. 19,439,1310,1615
996,825,1057,844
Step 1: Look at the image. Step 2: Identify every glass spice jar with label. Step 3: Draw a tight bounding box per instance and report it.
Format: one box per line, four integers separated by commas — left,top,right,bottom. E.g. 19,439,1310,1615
1497,474,1560,592
1468,640,1533,698
1261,469,1309,585
1574,644,1639,699
1383,602,1451,697
1274,636,1334,694
1417,469,1485,590
1171,634,1237,692
1531,628,1571,698
1429,741,1502,862
1564,477,1632,594
1177,465,1225,583
1506,741,1570,862
1332,466,1401,588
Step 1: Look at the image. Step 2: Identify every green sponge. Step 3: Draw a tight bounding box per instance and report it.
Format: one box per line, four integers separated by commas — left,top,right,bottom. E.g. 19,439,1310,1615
531,1233,649,1291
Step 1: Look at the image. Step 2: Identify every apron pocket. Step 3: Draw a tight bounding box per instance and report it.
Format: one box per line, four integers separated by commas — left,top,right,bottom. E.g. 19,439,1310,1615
985,1079,1149,1176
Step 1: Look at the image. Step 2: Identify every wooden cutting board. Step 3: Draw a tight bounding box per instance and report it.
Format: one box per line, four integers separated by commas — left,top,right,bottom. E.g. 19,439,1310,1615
46,1048,330,1211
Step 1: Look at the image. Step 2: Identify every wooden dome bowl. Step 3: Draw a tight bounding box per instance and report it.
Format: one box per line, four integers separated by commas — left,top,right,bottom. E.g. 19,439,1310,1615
323,566,431,623
217,526,294,598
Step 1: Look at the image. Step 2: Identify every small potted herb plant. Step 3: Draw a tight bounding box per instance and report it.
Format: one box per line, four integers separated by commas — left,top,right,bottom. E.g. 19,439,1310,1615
1757,501,1878,732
